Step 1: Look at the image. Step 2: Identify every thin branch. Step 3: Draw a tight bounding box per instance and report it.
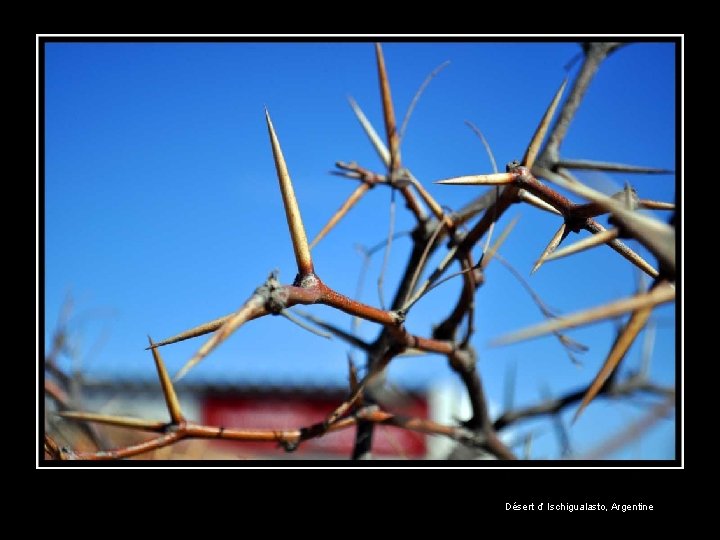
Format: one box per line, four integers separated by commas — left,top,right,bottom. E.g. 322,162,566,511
556,158,673,175
494,252,588,365
63,400,521,460
377,192,396,310
400,210,518,314
573,286,657,421
464,120,498,175
493,375,675,431
175,294,269,381
538,42,624,168
406,220,447,303
280,310,333,340
503,361,517,411
447,349,517,459
585,219,659,279
464,120,500,254
639,320,656,379
577,398,674,460
291,309,370,351
399,60,451,143
451,188,503,228
408,175,452,225
491,282,675,346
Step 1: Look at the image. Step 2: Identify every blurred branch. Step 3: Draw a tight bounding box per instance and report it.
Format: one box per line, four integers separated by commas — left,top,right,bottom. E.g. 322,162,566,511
577,398,674,460
493,374,674,431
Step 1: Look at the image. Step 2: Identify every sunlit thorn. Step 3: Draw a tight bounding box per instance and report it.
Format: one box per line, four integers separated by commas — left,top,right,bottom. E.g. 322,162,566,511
147,314,233,349
639,200,675,211
435,172,518,186
491,282,675,347
522,78,568,169
535,166,671,276
545,228,620,263
309,183,371,249
347,96,390,167
517,189,562,216
148,336,183,423
57,411,166,432
265,109,314,275
531,223,567,274
174,295,267,382
375,43,401,174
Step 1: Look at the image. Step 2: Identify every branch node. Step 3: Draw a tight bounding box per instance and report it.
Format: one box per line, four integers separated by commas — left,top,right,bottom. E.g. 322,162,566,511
254,271,291,315
448,347,476,374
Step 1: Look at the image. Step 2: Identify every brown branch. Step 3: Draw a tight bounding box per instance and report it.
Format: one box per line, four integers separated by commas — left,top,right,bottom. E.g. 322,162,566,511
59,399,506,460
447,348,517,460
537,42,624,169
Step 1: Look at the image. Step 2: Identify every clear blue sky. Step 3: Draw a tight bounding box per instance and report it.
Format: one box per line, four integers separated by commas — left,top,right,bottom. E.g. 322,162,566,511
43,40,677,459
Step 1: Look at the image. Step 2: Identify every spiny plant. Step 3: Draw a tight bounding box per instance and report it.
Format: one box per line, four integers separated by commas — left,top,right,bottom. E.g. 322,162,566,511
46,42,676,461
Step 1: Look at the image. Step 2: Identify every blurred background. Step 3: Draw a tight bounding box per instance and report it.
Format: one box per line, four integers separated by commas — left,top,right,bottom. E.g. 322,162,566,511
43,40,677,460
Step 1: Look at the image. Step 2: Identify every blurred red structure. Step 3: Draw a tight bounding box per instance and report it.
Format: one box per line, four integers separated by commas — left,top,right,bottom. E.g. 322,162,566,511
203,394,428,458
